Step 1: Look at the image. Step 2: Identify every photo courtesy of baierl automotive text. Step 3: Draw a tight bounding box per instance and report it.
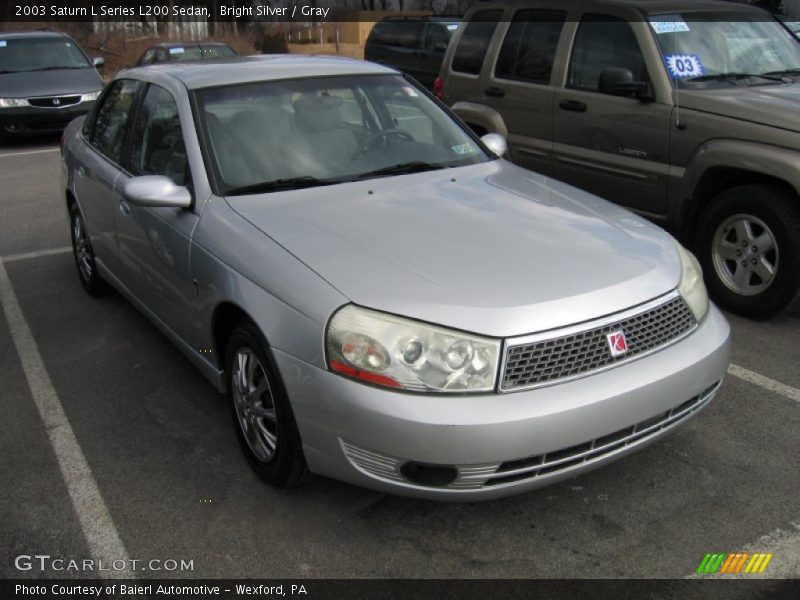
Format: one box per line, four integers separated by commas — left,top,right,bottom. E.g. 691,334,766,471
0,0,798,597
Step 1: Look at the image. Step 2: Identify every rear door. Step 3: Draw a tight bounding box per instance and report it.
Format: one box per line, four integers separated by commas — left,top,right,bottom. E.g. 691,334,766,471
482,9,568,176
552,13,671,216
74,78,141,279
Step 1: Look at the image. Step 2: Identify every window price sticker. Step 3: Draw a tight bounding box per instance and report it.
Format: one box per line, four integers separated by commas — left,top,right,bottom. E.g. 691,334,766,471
169,47,185,55
651,19,691,34
0,41,6,47
665,54,705,79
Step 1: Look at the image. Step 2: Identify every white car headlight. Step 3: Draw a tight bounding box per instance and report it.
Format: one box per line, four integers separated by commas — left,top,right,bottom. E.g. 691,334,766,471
677,243,709,322
0,98,28,108
326,305,500,393
81,91,101,102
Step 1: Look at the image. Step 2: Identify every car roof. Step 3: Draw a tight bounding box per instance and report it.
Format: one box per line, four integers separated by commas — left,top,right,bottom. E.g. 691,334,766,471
121,54,397,90
150,41,232,49
467,0,767,17
0,31,69,39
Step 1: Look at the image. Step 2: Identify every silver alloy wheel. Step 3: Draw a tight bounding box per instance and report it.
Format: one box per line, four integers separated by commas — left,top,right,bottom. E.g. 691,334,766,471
231,347,278,462
72,213,93,281
712,213,779,296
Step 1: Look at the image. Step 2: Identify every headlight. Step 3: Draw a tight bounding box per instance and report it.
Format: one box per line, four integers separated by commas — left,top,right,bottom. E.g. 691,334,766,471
81,91,101,102
326,305,500,393
0,98,28,108
676,243,709,322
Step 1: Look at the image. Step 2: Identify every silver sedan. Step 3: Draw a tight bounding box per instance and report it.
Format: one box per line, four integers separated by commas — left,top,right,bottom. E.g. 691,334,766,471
60,56,731,500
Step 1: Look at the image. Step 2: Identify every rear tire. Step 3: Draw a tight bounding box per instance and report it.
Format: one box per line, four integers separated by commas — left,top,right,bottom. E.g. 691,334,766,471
69,203,108,297
696,184,800,319
225,321,309,487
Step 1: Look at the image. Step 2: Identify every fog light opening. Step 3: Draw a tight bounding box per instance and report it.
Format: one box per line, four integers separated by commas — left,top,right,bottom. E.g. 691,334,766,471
400,462,458,487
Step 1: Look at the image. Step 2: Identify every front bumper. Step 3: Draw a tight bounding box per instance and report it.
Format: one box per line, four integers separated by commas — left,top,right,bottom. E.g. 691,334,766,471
275,304,731,500
0,101,94,136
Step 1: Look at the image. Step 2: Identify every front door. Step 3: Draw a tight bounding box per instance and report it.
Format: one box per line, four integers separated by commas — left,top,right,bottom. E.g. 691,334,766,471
115,83,199,343
552,14,671,217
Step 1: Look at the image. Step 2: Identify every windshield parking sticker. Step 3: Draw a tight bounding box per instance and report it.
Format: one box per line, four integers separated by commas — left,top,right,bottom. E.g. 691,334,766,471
169,47,185,54
451,143,476,155
650,18,690,34
665,54,705,79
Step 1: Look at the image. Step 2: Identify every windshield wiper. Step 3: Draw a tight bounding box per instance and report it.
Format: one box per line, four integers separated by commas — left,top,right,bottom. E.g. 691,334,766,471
352,161,447,181
686,72,785,83
761,67,800,77
225,176,335,195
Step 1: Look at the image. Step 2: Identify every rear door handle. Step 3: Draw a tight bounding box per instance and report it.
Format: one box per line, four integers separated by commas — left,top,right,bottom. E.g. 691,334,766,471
484,86,506,98
559,99,588,112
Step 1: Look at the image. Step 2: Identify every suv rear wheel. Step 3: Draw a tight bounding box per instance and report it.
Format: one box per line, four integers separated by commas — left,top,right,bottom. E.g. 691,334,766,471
697,184,800,319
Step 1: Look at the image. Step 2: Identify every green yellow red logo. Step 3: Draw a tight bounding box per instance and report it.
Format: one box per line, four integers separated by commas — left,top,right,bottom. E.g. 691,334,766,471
696,552,773,574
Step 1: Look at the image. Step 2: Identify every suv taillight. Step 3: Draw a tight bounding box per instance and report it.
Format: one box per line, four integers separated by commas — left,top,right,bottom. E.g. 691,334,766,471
434,76,444,100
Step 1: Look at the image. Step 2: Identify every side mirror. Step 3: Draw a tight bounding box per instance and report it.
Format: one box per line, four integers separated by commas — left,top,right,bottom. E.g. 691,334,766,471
481,133,508,158
599,68,652,101
123,176,192,208
93,56,105,69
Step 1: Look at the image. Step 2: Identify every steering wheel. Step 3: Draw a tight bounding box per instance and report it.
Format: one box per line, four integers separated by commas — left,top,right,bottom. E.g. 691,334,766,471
351,128,415,161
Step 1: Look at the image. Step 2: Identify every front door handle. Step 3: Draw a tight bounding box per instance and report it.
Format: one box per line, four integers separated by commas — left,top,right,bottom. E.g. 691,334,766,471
559,99,588,112
119,200,131,216
484,86,506,98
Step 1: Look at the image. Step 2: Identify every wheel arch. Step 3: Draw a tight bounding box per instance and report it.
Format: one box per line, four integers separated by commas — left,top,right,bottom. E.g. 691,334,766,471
212,301,257,369
450,101,508,137
678,141,800,246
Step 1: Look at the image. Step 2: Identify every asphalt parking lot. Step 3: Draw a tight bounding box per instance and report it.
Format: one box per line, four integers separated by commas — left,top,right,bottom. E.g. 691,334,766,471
0,136,798,585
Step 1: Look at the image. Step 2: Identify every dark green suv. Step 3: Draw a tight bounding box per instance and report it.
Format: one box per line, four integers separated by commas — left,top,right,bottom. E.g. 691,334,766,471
438,0,800,318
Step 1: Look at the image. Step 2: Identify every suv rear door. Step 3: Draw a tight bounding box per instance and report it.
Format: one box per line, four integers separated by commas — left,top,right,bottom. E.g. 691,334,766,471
483,9,568,175
552,12,671,217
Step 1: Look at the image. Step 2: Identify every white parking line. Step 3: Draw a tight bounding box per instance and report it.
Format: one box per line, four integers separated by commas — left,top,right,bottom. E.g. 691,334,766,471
0,258,132,578
2,246,71,263
728,363,800,403
0,147,59,158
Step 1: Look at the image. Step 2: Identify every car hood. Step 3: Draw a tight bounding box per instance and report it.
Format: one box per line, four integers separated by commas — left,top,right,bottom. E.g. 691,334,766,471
682,83,800,133
0,67,102,97
226,161,681,337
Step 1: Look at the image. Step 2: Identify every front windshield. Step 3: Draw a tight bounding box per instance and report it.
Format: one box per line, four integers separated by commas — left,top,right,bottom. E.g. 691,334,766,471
196,74,489,194
0,37,90,73
649,12,800,88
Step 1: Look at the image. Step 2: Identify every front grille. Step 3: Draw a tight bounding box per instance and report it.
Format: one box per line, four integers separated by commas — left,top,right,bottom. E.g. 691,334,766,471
27,95,81,108
502,294,696,391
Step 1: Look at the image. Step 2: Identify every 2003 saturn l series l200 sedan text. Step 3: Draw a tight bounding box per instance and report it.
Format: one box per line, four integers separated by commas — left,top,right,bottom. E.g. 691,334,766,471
60,55,731,500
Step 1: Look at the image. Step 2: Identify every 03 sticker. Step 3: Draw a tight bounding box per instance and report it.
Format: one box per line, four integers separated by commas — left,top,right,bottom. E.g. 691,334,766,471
665,54,705,79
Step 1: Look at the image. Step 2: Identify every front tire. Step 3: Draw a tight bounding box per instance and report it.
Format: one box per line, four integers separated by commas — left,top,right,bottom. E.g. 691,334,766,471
225,321,309,487
69,203,108,296
697,184,800,319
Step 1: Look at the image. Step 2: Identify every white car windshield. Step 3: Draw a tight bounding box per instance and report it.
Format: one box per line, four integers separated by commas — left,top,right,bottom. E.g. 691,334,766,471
649,12,800,88
195,74,490,195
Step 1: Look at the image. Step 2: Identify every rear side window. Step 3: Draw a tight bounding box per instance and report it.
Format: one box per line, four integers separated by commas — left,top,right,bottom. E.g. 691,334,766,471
568,15,647,92
452,10,502,75
89,79,140,163
392,22,425,49
495,10,566,84
425,23,453,51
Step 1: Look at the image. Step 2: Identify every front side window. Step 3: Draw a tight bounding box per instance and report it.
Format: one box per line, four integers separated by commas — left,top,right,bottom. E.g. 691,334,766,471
649,12,800,88
452,10,503,75
0,36,90,73
129,85,188,186
89,79,140,163
140,48,157,65
196,75,489,194
496,10,566,84
568,15,647,92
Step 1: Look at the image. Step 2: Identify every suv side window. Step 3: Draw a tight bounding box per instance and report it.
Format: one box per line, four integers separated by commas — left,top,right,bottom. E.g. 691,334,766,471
393,21,425,49
89,79,140,163
424,23,451,51
129,84,188,186
452,10,503,75
567,15,647,93
495,10,566,84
